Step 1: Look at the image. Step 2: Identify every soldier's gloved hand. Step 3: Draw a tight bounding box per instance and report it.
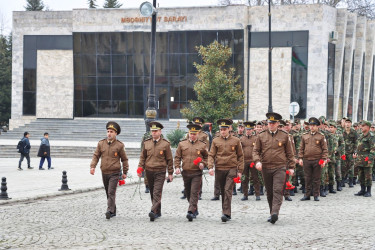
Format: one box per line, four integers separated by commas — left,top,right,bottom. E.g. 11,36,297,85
255,162,262,171
122,174,127,179
237,172,242,179
90,168,95,175
208,169,214,176
199,163,204,170
175,168,181,175
299,159,303,166
168,174,173,182
288,169,294,176
353,153,357,159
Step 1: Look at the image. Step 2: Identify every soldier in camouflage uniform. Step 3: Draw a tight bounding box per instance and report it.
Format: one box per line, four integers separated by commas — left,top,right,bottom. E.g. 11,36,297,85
342,118,358,188
353,121,374,197
318,117,330,197
326,122,340,193
332,122,345,191
291,120,304,193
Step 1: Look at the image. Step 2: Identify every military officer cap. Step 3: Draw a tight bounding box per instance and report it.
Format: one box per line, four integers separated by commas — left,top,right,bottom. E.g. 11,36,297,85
294,118,301,124
266,112,282,123
187,124,201,134
238,120,244,127
319,116,326,123
308,117,320,126
217,118,233,128
353,122,359,127
329,122,337,128
360,120,371,127
304,120,309,126
192,117,204,125
345,118,352,123
342,117,348,120
149,121,164,131
106,121,121,135
243,121,255,129
256,121,263,126
279,120,286,126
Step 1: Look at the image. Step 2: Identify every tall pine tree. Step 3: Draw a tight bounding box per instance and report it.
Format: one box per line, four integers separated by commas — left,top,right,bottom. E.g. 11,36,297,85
88,0,97,8
181,40,245,132
0,35,12,125
103,0,123,8
25,0,45,11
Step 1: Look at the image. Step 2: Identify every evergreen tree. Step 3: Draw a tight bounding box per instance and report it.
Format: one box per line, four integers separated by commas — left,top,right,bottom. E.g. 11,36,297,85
88,0,98,8
0,35,12,125
25,0,45,11
103,0,123,8
181,40,245,132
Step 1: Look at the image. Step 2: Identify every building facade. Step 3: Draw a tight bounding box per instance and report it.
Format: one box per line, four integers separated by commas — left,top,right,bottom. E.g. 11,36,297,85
10,4,375,129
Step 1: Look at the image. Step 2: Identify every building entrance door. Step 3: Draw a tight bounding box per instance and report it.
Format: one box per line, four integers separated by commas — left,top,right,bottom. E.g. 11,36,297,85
156,87,169,119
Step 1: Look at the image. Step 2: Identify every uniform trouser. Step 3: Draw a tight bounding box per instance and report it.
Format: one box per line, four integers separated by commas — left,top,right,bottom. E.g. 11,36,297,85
342,154,354,178
320,165,328,186
261,167,286,215
102,172,120,214
215,168,237,216
182,171,202,213
358,166,373,186
354,166,359,178
144,170,148,186
39,156,51,169
335,158,342,182
292,164,305,186
146,170,166,215
19,153,30,168
213,176,221,197
328,161,336,185
244,164,261,196
304,159,322,197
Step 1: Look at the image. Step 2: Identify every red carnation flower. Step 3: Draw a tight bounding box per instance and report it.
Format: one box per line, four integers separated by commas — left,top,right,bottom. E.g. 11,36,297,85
250,162,255,168
118,179,125,186
341,155,346,161
233,177,241,183
319,159,324,165
285,181,295,190
193,157,202,165
365,157,369,162
286,170,290,175
136,167,144,174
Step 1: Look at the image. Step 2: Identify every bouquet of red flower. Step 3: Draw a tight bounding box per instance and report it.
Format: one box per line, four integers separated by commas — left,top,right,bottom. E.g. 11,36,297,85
341,155,346,161
285,170,295,190
365,157,369,162
118,179,125,186
193,157,202,165
137,167,144,174
233,177,241,183
250,162,255,168
319,159,325,165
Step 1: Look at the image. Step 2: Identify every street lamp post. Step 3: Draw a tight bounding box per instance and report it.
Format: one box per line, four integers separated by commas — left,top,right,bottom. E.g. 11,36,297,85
268,1,273,113
140,1,157,131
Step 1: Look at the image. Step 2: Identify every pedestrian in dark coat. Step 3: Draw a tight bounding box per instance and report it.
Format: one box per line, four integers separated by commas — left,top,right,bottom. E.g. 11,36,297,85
38,132,53,170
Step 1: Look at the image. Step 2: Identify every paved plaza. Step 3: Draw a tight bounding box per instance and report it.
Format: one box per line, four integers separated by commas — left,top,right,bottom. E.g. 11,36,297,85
1,157,375,249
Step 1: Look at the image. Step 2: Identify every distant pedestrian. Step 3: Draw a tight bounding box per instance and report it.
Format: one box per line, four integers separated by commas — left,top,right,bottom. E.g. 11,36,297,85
90,121,129,220
37,132,53,170
18,132,33,170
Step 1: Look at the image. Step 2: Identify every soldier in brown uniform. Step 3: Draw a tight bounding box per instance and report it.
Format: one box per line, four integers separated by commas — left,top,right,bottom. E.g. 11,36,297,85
138,121,174,221
90,121,129,220
253,113,295,224
175,124,208,221
208,119,244,222
299,117,328,201
240,121,261,201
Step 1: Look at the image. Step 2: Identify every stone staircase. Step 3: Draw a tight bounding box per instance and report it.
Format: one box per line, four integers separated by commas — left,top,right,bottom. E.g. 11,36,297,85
0,119,187,158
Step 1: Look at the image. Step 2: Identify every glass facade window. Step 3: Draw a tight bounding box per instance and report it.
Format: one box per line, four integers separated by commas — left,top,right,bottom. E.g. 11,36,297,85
23,35,72,116
250,31,308,119
357,53,365,121
327,43,335,119
347,51,355,119
368,56,374,121
73,30,244,118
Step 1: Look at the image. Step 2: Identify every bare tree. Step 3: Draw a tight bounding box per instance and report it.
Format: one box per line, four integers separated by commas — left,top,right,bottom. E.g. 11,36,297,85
346,0,375,19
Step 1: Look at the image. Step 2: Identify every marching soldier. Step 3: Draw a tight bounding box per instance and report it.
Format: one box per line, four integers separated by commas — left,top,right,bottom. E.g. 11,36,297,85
291,119,305,193
342,118,358,188
330,122,345,192
353,121,374,197
240,121,261,201
174,124,208,221
208,119,244,222
299,117,328,201
325,122,339,195
138,121,174,221
253,113,295,224
90,121,128,220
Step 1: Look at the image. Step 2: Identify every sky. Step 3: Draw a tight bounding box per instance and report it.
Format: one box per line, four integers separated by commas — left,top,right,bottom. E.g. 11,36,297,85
0,0,219,35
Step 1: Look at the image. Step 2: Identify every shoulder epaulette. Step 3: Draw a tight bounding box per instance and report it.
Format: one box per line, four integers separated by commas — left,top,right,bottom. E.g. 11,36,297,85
199,139,207,144
303,132,309,135
181,138,188,142
144,137,152,142
116,139,124,144
259,130,266,134
162,138,170,143
318,132,325,136
99,138,106,142
279,130,288,134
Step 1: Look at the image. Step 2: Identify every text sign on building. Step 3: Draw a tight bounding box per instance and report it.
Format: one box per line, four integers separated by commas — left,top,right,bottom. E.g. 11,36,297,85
121,16,188,24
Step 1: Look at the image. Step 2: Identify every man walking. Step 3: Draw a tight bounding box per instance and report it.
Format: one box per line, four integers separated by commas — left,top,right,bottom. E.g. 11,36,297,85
90,121,128,220
208,119,244,222
174,124,208,221
18,132,33,170
138,121,174,221
253,113,295,224
37,132,53,170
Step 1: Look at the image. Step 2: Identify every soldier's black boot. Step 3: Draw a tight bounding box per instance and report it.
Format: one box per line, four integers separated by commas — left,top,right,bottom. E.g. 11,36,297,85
353,177,357,185
301,184,306,193
233,185,237,195
294,186,298,193
260,186,264,195
337,181,342,191
364,186,372,197
349,178,354,188
320,186,326,197
354,185,366,196
289,189,295,196
341,180,345,188
329,184,336,193
249,185,254,196
145,185,150,193
324,185,329,196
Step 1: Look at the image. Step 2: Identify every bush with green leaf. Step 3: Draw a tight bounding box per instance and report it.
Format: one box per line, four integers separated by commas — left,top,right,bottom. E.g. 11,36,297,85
166,129,186,148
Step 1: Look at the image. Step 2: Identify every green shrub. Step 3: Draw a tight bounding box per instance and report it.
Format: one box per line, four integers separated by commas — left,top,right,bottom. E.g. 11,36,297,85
167,129,186,148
